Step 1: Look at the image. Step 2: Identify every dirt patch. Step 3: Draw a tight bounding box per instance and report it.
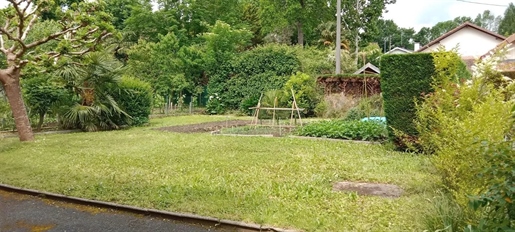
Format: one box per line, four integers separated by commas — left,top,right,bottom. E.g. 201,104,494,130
156,120,252,133
333,181,403,198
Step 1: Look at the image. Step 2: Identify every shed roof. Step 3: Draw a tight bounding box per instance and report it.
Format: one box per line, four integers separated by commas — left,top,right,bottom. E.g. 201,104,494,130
353,63,380,75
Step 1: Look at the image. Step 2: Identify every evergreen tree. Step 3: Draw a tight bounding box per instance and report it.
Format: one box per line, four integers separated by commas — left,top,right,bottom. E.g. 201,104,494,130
498,3,515,36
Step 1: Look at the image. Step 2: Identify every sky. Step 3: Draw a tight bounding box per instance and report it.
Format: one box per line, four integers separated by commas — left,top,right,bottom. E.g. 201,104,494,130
383,0,513,31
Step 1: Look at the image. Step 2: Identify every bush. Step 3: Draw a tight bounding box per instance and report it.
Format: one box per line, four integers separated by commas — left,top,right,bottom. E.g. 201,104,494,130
23,76,70,130
111,76,153,126
283,72,321,116
0,97,14,131
468,142,515,231
206,93,225,115
380,53,435,143
295,119,388,141
344,94,384,121
414,47,515,229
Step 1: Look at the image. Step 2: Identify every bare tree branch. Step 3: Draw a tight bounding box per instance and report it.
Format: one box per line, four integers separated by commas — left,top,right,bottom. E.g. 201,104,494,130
0,36,6,54
9,0,26,39
24,25,81,50
20,8,38,41
21,0,32,16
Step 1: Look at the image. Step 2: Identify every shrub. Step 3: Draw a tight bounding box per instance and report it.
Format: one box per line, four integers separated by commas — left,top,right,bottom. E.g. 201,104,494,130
206,93,225,115
314,94,383,120
111,76,153,126
380,53,435,143
468,141,515,231
283,72,321,116
23,76,69,130
414,47,515,229
344,94,384,121
0,97,14,131
295,119,388,141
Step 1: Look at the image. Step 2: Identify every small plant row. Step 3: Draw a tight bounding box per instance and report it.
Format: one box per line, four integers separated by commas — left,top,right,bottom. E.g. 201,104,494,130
295,119,387,141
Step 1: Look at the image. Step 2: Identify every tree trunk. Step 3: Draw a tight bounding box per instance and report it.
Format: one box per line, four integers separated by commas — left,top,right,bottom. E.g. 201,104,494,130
354,32,359,67
0,70,35,141
297,21,304,46
37,112,45,132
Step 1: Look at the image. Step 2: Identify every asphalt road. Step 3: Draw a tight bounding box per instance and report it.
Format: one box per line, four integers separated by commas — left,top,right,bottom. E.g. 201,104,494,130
0,190,224,232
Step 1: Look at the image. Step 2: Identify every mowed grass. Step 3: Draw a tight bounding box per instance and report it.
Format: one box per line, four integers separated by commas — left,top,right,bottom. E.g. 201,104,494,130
0,115,437,231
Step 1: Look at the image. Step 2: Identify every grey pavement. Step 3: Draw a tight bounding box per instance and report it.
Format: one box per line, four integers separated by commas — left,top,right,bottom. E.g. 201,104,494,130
0,190,225,232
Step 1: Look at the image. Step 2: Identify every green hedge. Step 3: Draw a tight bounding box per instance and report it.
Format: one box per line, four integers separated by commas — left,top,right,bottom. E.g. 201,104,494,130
112,76,153,126
207,44,300,110
380,53,435,139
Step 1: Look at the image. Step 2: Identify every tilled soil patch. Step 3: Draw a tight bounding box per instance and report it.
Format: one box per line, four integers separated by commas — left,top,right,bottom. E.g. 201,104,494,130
156,120,252,133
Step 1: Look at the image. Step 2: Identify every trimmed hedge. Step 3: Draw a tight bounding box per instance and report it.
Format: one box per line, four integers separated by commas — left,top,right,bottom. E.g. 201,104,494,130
380,53,435,139
207,45,300,110
112,76,153,126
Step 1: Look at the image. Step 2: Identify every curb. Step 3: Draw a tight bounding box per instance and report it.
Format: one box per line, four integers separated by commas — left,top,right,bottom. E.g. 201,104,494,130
0,183,297,232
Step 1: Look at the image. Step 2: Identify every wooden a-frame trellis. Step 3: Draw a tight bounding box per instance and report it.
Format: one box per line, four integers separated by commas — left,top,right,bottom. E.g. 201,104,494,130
249,89,304,127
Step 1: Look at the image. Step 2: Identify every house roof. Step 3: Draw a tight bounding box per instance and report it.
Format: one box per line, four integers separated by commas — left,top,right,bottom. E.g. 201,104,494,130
416,22,506,52
353,63,380,75
385,47,413,55
480,33,515,59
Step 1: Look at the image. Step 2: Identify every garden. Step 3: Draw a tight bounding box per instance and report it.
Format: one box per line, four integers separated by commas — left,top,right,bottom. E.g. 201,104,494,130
0,115,438,231
1,0,514,231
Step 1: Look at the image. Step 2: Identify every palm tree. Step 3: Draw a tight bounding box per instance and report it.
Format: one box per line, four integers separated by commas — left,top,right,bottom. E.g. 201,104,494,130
316,21,350,50
56,51,129,131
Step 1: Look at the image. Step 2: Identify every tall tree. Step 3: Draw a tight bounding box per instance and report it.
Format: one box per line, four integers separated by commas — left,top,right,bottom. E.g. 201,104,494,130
498,3,515,36
414,16,473,46
474,10,502,32
0,0,114,141
373,19,415,52
259,0,334,46
340,0,396,65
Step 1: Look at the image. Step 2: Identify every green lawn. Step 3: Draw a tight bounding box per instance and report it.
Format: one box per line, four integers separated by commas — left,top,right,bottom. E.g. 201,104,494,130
0,115,437,231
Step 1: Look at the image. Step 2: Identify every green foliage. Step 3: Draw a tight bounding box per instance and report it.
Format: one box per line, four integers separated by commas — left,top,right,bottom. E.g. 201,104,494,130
414,16,473,46
207,44,300,111
206,93,225,115
380,53,435,142
23,75,70,130
111,76,153,126
414,46,515,229
259,0,334,45
423,192,467,231
203,20,252,66
468,142,515,231
283,72,321,116
57,52,129,131
498,3,515,36
127,32,196,97
0,97,14,131
296,119,388,141
239,95,260,116
344,95,384,121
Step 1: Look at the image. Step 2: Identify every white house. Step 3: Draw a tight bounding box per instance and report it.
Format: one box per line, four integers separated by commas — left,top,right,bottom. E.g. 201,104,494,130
488,34,515,76
417,22,506,58
384,47,413,55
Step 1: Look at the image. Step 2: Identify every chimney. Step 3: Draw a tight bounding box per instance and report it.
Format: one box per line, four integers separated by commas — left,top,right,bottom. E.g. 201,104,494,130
414,42,420,52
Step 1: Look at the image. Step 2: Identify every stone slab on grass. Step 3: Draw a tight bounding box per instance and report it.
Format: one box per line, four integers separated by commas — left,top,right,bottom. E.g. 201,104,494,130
333,181,403,198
